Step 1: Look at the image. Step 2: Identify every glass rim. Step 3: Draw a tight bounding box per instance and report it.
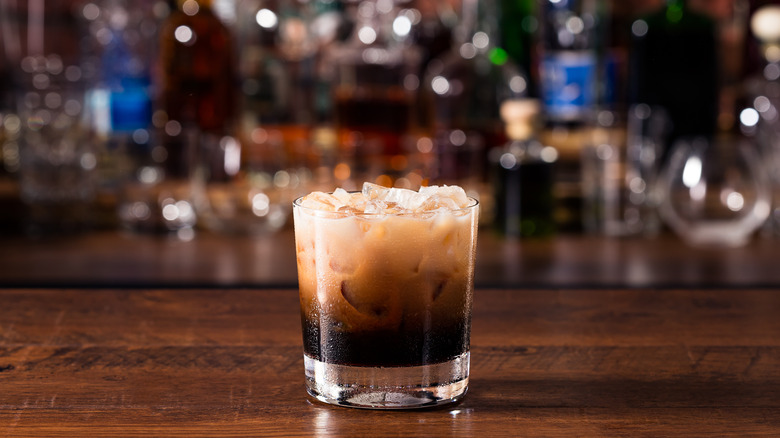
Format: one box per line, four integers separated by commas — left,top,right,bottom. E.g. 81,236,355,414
293,192,479,218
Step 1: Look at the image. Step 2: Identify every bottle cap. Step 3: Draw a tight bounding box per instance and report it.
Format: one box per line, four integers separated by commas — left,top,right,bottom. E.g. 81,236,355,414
500,99,539,140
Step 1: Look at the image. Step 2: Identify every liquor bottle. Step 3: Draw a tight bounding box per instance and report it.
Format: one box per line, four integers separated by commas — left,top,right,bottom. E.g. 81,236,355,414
491,98,558,237
80,0,164,229
190,0,318,235
537,0,600,124
320,0,424,189
536,0,603,232
234,0,317,181
628,0,719,160
422,0,525,199
157,0,237,235
158,0,236,139
500,0,538,97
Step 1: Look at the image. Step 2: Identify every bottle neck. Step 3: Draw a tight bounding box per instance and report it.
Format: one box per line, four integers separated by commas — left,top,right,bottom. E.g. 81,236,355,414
454,0,500,48
665,0,686,23
540,0,599,52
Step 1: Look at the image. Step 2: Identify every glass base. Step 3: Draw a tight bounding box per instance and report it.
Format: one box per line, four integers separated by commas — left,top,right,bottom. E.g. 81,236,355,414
304,351,469,409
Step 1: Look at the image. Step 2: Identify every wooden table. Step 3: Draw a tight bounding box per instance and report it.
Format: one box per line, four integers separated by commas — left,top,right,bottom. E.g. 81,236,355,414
2,287,779,436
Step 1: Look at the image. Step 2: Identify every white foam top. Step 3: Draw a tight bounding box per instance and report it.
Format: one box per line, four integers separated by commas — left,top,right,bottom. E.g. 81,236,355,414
299,183,473,215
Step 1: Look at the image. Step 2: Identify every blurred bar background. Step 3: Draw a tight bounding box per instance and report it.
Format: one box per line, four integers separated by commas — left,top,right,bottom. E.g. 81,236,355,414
0,0,779,249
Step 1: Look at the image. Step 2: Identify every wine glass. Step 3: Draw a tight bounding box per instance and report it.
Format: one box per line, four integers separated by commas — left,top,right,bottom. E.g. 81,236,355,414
658,136,771,247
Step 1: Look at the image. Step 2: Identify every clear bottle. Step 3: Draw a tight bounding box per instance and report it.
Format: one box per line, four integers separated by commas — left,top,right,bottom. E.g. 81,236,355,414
581,105,666,237
422,0,525,200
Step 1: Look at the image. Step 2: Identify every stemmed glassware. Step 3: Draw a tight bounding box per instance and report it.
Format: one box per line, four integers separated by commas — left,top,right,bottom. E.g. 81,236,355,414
658,136,771,247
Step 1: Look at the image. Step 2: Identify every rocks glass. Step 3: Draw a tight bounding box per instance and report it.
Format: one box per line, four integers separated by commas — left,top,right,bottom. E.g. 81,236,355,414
293,183,479,409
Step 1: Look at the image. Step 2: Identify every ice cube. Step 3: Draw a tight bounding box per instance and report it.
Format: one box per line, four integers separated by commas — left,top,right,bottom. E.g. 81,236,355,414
363,199,387,215
362,182,388,200
300,191,343,211
362,182,427,212
301,189,370,213
353,183,473,214
332,188,352,205
418,185,470,208
419,195,460,212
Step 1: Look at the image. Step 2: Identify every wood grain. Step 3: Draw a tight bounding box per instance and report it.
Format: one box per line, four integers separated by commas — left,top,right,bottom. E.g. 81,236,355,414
2,288,779,436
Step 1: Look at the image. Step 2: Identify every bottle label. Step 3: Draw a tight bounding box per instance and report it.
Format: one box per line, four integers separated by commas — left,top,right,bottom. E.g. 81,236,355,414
540,51,596,122
110,87,152,133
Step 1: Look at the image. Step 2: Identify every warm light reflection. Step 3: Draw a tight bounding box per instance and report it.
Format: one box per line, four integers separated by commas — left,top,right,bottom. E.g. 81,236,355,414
390,154,407,171
222,136,241,176
251,193,270,217
392,15,412,37
165,120,182,136
80,153,97,170
82,3,99,20
174,25,194,44
682,156,703,188
449,130,466,146
358,26,377,45
177,227,195,241
726,191,745,212
256,9,278,29
764,63,780,81
334,162,350,181
182,0,199,16
472,31,489,50
541,146,558,163
499,152,517,169
138,166,159,184
416,137,433,154
566,16,585,34
431,76,450,95
740,108,760,127
754,96,771,112
509,75,527,94
459,42,477,59
375,174,393,187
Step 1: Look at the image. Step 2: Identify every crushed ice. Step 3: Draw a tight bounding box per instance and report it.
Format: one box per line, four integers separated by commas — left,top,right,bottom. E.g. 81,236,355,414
299,183,472,215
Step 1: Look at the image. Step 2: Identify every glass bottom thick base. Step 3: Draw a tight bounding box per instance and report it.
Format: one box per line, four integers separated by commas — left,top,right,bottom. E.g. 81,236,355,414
304,351,469,410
